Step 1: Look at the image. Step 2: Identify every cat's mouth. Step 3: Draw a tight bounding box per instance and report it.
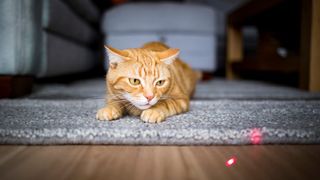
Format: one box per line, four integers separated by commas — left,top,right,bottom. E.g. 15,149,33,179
123,94,158,110
135,98,159,110
135,103,152,110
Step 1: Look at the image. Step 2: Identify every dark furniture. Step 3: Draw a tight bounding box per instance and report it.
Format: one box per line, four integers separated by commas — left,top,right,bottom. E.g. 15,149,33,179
226,0,320,91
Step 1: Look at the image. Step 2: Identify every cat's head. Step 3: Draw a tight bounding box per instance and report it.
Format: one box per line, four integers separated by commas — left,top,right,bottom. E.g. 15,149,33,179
105,45,180,110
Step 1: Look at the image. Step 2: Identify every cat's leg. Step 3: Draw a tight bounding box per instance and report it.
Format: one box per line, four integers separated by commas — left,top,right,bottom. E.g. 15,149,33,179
96,100,124,121
140,98,189,123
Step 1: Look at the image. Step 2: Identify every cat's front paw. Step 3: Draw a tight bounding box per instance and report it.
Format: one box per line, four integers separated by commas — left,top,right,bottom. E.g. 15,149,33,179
96,107,122,121
141,109,166,123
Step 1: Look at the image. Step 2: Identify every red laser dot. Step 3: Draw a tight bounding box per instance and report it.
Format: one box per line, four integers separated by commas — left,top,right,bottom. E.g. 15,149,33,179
225,157,236,167
250,128,262,145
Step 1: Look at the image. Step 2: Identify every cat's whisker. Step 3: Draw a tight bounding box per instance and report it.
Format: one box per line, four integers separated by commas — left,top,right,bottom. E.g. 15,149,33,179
106,100,129,106
118,104,130,111
125,104,137,113
160,95,185,100
107,95,124,100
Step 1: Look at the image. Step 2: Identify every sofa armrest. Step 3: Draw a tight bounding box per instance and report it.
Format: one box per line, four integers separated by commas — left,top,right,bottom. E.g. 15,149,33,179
0,0,43,76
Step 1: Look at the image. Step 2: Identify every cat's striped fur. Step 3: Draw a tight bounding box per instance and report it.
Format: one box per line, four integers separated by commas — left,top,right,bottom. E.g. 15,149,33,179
96,42,200,123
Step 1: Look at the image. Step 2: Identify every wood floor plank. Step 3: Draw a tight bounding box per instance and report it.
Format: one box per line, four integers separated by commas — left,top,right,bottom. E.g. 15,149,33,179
0,145,319,180
0,146,26,166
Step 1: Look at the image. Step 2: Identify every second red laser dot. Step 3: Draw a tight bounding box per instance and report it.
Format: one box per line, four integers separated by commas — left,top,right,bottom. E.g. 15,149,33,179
225,157,237,167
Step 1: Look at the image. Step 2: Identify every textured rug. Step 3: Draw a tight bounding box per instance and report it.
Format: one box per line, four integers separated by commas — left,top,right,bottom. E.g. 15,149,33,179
28,79,320,100
1,79,320,145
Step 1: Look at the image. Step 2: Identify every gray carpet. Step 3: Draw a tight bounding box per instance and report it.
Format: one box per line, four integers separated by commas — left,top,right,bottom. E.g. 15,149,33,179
28,79,320,100
1,79,320,145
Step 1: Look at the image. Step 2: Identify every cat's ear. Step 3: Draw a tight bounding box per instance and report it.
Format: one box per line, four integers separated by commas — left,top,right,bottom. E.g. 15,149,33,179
104,45,129,67
156,48,180,65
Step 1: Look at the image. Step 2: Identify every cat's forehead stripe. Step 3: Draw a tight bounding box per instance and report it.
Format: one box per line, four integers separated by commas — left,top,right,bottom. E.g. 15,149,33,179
128,49,158,63
141,67,146,77
125,49,166,79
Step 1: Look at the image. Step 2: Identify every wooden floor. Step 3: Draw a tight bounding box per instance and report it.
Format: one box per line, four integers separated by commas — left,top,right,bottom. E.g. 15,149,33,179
0,145,319,180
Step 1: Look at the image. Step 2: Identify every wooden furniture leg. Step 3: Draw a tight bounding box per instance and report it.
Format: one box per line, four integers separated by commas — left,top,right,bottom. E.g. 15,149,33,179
226,23,243,79
0,76,33,98
300,0,320,91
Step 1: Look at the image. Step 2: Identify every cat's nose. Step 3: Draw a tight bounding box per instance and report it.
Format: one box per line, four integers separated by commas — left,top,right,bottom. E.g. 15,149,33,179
145,95,154,101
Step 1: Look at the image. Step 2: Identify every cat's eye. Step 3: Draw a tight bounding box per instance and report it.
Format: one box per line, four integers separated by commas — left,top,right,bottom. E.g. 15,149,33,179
129,78,141,85
156,80,165,86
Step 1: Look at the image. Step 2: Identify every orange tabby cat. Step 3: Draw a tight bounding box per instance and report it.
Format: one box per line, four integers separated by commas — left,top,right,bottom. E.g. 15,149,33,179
96,42,200,123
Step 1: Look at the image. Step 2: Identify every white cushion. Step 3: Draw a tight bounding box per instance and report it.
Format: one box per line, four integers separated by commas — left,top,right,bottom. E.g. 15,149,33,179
102,3,216,33
105,33,217,71
102,3,218,71
166,34,217,71
106,34,159,49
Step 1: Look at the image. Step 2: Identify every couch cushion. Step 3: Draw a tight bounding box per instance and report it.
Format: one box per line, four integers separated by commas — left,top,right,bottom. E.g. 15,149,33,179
105,33,217,71
37,33,97,77
166,34,217,71
102,3,216,34
63,0,100,24
106,34,159,49
42,0,97,45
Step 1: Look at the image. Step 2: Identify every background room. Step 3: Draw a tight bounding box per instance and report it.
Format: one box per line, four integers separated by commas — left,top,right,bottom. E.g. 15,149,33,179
0,0,320,179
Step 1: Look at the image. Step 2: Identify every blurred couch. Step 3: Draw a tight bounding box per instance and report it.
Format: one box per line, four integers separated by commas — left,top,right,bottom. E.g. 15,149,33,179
0,0,100,78
102,3,218,72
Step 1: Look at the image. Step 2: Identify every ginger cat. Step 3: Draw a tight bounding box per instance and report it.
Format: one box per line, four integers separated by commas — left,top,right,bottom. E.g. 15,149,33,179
96,42,200,123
